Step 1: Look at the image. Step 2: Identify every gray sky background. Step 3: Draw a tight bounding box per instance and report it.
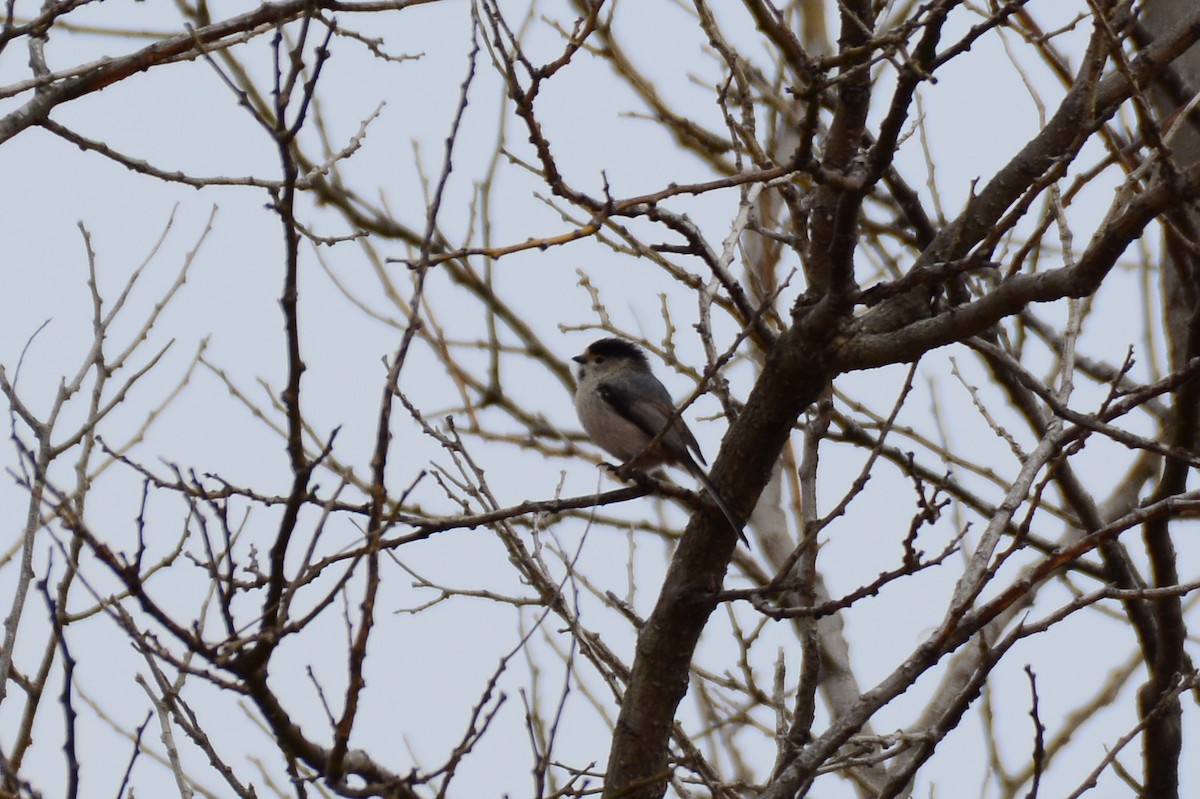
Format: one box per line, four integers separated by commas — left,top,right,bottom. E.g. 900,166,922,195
1,2,1195,797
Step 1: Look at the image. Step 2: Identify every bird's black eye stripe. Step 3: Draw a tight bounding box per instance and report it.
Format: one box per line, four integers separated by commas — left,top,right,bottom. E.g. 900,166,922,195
586,337,649,366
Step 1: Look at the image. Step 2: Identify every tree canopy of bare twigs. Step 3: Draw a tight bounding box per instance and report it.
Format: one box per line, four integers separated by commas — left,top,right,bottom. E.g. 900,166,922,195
2,1,1199,798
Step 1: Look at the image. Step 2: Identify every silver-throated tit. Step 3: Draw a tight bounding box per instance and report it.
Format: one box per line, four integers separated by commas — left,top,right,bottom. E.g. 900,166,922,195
572,337,747,545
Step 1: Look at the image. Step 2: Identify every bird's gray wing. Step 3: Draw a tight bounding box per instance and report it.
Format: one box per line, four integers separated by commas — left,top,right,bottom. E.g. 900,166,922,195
597,375,706,465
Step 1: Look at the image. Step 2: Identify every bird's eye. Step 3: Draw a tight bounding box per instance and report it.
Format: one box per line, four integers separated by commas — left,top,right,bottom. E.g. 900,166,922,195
594,356,605,363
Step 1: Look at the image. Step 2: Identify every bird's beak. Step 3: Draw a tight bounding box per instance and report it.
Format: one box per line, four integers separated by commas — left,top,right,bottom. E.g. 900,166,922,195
572,354,586,364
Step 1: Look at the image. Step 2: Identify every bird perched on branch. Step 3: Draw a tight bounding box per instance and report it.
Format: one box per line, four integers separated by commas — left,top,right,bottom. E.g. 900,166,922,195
572,337,747,546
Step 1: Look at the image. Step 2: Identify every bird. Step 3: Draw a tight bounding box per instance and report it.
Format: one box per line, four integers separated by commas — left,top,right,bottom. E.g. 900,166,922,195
572,337,748,545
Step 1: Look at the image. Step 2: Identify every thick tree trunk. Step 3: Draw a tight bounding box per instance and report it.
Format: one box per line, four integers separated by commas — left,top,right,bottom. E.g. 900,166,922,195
1134,5,1200,799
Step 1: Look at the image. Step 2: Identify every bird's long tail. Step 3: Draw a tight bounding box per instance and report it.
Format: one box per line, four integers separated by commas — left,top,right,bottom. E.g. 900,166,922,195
687,462,750,547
